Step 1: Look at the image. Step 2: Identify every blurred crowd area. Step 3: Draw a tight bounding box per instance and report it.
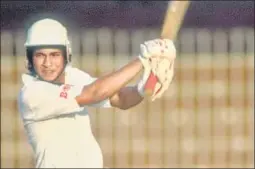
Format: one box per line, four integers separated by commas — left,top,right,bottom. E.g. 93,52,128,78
1,1,254,30
1,1,254,168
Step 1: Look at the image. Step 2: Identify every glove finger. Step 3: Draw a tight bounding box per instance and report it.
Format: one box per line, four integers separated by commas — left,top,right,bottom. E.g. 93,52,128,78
151,60,175,101
166,60,175,82
141,39,176,61
154,58,171,83
145,39,162,57
152,82,162,97
170,59,175,70
161,39,176,60
151,73,170,101
141,41,161,59
150,57,160,75
152,78,171,101
145,39,160,46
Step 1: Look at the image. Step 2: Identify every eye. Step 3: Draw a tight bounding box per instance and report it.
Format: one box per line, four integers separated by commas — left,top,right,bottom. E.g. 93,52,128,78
35,53,44,58
52,53,61,57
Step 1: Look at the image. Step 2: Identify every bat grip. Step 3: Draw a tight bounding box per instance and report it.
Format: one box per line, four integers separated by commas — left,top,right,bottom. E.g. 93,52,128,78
144,71,158,96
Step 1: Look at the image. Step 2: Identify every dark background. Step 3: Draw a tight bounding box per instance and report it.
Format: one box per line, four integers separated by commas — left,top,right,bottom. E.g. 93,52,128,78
1,1,254,31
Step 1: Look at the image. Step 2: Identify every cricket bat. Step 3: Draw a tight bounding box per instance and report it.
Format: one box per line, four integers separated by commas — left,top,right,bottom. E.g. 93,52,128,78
144,1,191,96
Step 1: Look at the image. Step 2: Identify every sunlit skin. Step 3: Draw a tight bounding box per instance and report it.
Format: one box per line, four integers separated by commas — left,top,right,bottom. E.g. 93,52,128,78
32,48,66,84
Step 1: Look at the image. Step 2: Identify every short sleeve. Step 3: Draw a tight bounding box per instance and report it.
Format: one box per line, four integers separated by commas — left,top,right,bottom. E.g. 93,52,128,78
18,82,82,122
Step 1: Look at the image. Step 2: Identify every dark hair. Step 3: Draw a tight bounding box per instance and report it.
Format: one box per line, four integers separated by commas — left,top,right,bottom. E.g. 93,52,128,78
26,45,68,74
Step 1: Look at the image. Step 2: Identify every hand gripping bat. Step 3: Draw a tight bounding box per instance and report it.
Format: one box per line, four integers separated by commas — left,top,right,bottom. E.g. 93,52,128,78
144,1,191,96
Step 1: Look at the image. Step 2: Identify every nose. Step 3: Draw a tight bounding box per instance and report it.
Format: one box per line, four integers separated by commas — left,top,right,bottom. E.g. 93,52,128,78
42,56,52,67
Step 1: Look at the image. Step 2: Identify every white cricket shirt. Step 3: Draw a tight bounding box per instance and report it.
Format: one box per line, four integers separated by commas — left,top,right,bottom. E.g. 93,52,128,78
18,66,111,168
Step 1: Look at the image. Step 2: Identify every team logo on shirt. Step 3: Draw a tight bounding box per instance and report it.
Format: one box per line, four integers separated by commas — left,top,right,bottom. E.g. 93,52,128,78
60,84,71,99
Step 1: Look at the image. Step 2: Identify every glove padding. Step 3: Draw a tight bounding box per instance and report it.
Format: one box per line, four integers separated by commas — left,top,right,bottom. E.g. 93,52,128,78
140,39,176,60
138,39,176,101
150,57,175,101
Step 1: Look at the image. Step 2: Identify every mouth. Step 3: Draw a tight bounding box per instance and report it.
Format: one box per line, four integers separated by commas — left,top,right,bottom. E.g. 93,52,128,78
42,70,54,74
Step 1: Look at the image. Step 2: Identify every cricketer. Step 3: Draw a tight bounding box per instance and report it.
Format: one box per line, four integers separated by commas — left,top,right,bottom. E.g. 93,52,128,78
17,18,176,168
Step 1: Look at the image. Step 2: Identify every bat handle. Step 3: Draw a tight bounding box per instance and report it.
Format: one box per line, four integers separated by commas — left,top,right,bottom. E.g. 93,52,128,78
144,71,158,96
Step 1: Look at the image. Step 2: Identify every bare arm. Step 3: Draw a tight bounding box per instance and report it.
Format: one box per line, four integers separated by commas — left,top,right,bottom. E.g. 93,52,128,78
109,85,143,110
75,58,143,106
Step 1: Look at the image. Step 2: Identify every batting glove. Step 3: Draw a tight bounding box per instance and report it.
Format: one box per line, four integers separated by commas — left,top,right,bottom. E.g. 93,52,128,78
137,39,176,100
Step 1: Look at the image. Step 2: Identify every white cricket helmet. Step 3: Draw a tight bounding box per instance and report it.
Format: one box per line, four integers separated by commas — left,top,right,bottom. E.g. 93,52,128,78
25,18,72,62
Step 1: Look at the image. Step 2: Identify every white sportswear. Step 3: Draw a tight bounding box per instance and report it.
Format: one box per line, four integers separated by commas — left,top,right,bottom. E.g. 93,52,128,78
18,65,111,168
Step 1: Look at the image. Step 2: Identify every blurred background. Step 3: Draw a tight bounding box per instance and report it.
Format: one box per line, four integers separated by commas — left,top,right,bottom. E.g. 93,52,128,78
1,1,254,168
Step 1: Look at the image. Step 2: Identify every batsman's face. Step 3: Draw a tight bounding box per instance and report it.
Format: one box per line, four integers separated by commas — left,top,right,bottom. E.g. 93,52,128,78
33,48,65,83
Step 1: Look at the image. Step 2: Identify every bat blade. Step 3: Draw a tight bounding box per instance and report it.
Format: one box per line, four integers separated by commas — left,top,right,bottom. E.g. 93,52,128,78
144,1,191,98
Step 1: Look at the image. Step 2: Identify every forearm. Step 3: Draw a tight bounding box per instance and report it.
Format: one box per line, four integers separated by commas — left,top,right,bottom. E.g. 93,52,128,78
110,85,144,110
76,58,143,106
